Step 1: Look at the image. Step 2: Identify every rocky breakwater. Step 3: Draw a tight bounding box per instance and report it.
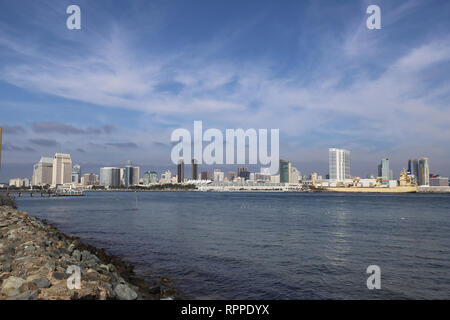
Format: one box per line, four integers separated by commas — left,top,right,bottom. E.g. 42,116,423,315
0,205,175,300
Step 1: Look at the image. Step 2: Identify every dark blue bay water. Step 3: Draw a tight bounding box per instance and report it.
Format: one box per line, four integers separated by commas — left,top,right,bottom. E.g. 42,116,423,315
17,192,450,299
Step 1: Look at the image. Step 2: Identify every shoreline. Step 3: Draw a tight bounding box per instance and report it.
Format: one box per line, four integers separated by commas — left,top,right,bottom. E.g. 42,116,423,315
0,205,176,300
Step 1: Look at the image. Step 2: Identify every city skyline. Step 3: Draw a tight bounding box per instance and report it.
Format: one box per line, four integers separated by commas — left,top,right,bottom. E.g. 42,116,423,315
2,147,442,187
1,0,450,180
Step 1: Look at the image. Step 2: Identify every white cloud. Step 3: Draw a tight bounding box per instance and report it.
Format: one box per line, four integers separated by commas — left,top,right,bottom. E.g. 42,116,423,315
1,4,450,175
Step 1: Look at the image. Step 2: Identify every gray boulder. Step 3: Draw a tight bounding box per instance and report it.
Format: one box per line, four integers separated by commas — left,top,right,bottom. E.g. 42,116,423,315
114,284,138,300
8,290,40,300
1,276,27,297
72,249,81,261
32,277,51,289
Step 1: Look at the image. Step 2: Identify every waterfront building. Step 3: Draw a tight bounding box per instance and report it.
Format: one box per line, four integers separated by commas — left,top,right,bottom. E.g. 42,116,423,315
237,167,250,180
213,169,224,182
192,159,198,180
328,148,350,181
52,153,72,187
227,171,236,182
271,174,280,183
430,177,449,186
377,158,390,185
201,171,211,181
124,161,132,187
143,171,151,185
290,166,301,183
150,171,158,183
408,159,419,176
72,164,81,184
99,167,121,188
279,160,291,183
9,178,26,188
255,168,271,182
32,156,53,186
255,173,271,182
178,159,184,183
160,170,172,183
418,158,430,186
132,166,140,185
119,168,125,186
124,161,140,187
143,171,158,185
82,173,98,186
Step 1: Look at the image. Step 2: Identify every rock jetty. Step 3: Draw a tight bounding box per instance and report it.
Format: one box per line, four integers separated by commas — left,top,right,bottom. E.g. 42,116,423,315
0,205,174,300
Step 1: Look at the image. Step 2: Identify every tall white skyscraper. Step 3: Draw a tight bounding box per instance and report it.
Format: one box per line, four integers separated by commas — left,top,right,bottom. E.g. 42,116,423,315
32,156,53,186
329,148,350,181
52,153,72,186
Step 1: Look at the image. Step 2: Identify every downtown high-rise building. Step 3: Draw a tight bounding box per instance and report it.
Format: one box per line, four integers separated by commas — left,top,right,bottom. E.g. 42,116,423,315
124,160,140,187
82,173,99,186
329,148,350,181
279,160,291,183
144,171,158,185
237,167,250,180
100,167,121,188
227,171,236,182
124,160,133,187
408,159,419,177
72,164,81,184
52,153,72,186
200,171,211,180
192,158,198,180
289,166,301,183
32,157,53,186
177,159,184,183
132,166,140,186
418,158,430,186
160,170,172,183
378,158,390,184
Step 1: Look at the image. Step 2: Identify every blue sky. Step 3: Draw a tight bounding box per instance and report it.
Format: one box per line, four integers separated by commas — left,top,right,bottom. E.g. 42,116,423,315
1,0,450,180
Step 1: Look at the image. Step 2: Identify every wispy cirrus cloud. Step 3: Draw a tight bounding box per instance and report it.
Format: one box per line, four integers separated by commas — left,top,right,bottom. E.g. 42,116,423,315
32,122,116,135
2,143,35,152
0,125,26,134
29,138,59,147
106,142,139,149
